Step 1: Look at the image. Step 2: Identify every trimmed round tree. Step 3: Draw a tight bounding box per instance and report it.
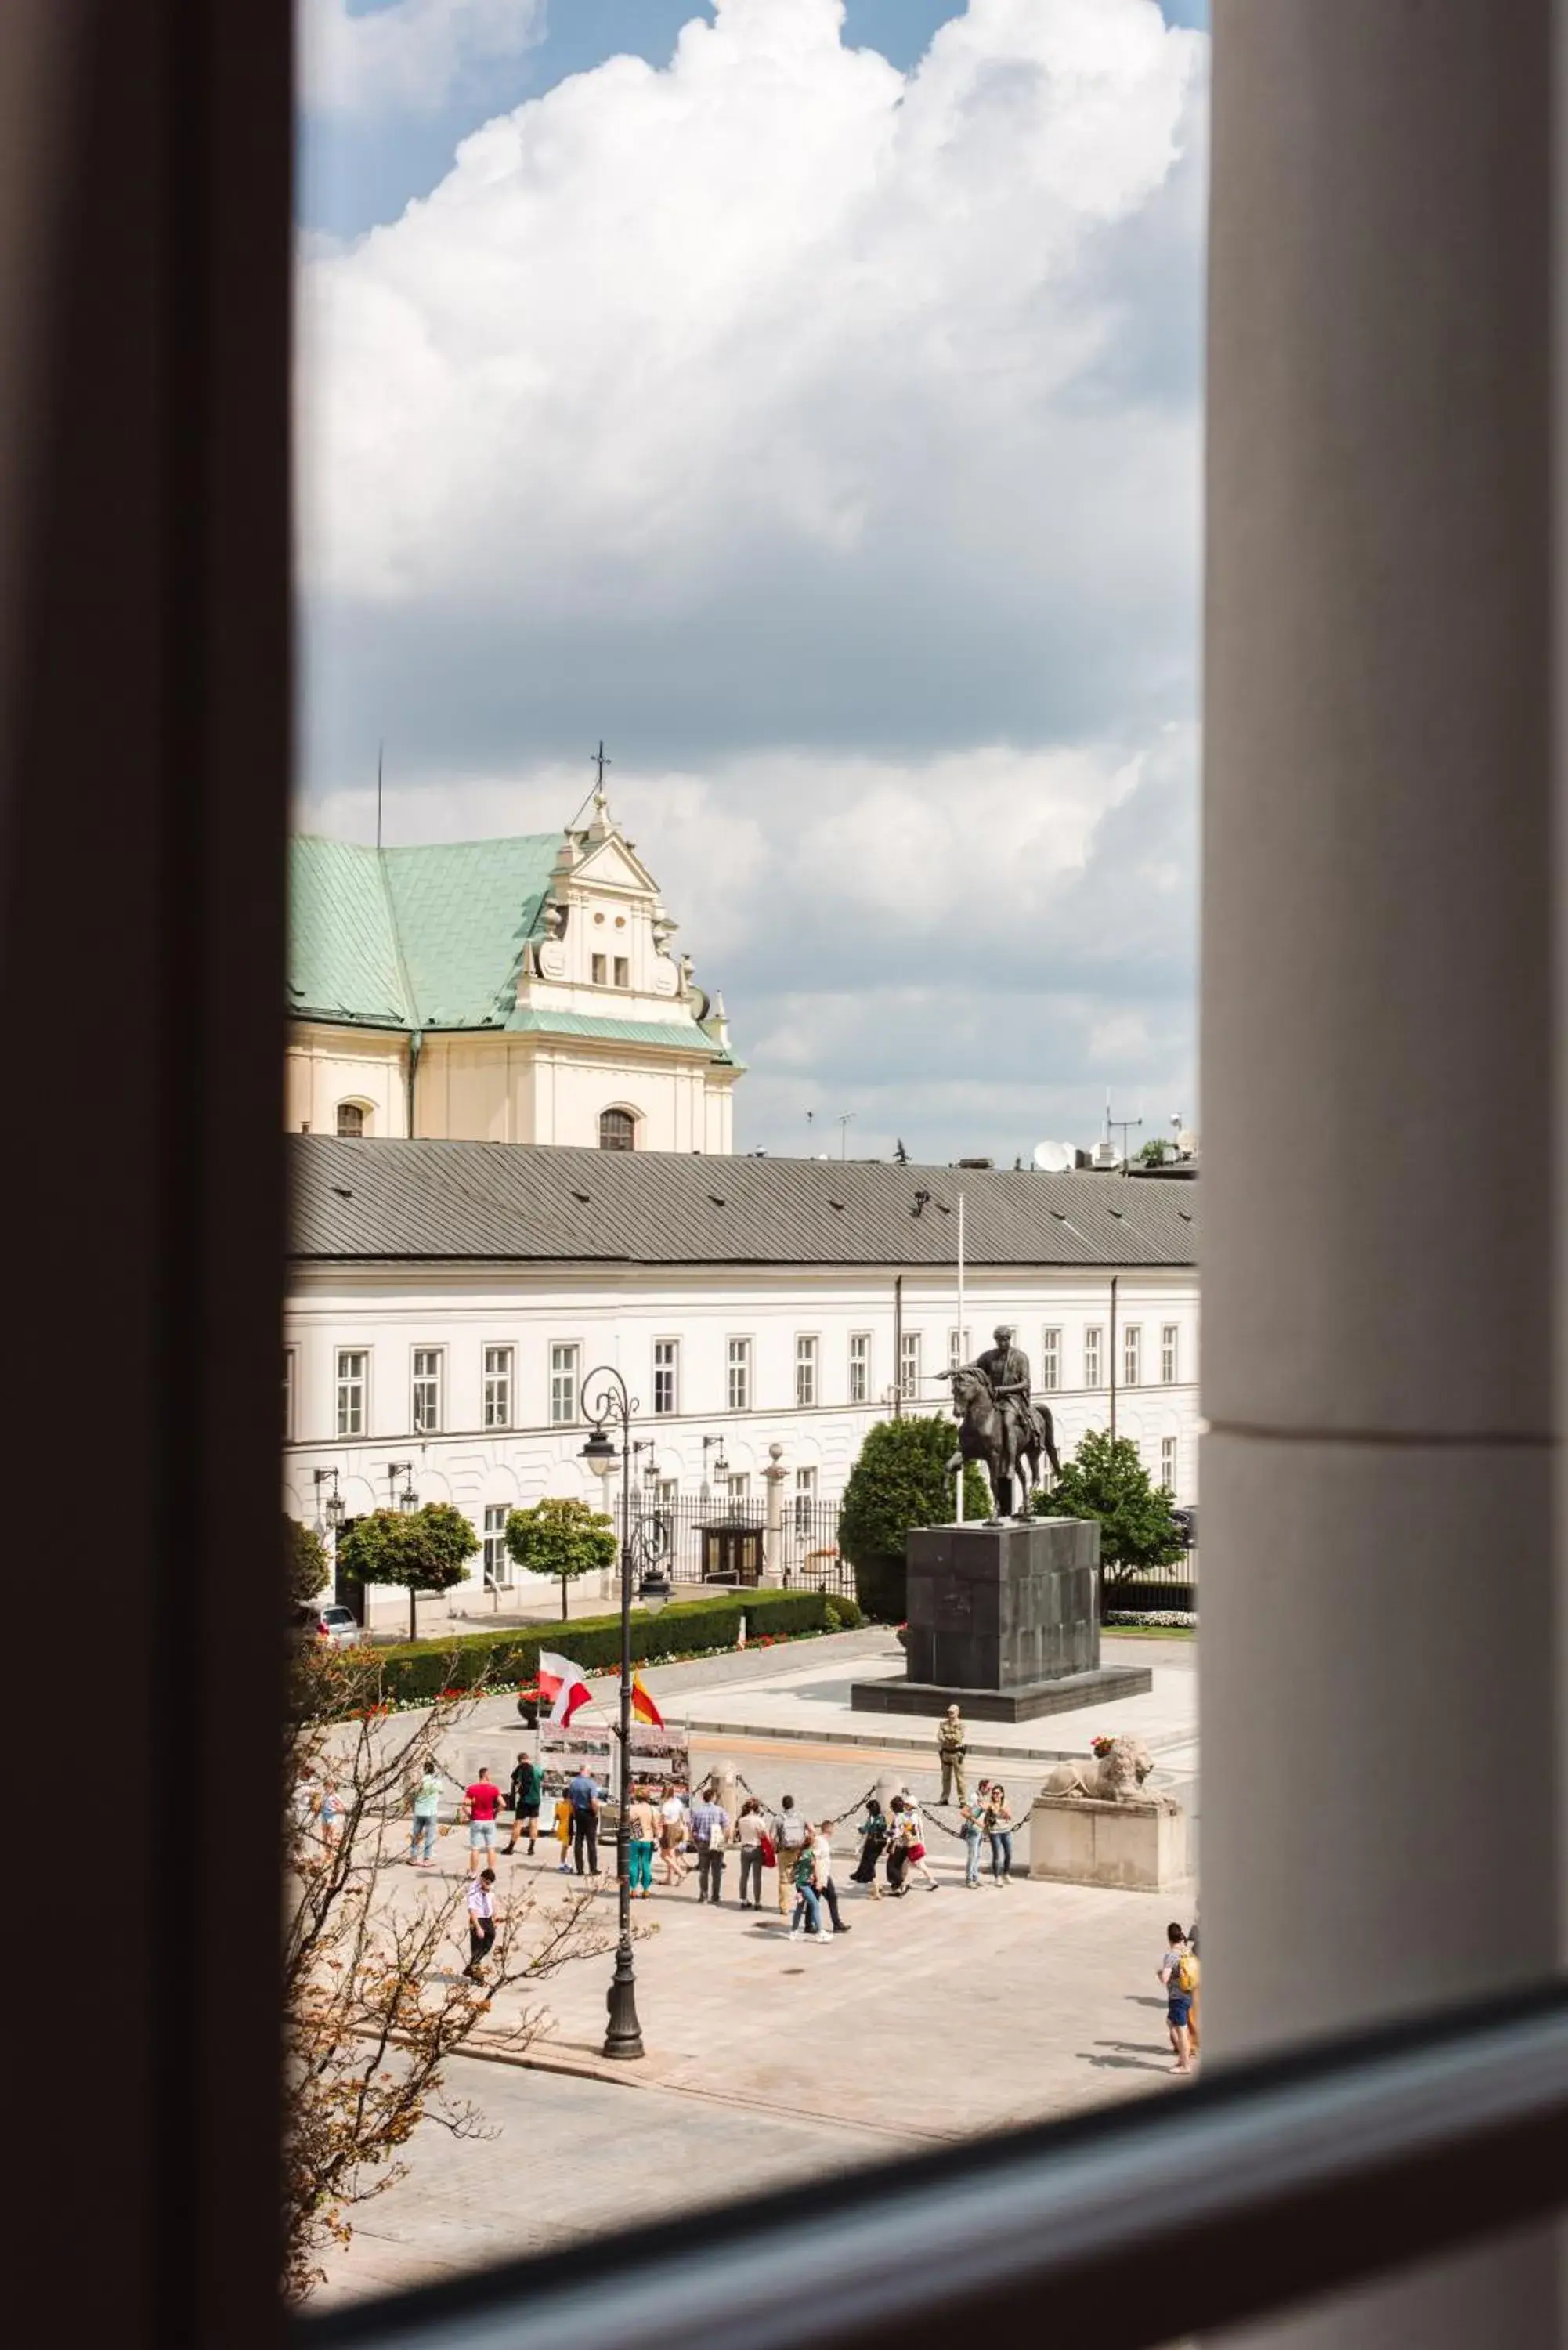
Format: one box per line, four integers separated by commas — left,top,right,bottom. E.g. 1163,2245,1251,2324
338,1502,479,1642
504,1495,618,1622
838,1415,988,1622
286,1516,331,1608
1031,1429,1184,1585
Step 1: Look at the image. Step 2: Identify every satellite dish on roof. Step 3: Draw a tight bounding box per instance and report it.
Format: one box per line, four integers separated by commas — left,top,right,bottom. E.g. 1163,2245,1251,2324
1032,1140,1075,1173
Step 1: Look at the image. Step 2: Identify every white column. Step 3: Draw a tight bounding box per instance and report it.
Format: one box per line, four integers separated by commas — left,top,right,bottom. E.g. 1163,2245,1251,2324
1205,5,1562,2342
762,1441,788,1583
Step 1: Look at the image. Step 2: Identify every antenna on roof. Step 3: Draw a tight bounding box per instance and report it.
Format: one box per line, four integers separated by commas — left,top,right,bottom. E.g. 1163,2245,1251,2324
376,739,384,851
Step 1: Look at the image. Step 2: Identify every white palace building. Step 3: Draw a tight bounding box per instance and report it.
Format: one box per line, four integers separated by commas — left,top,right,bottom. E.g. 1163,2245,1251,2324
284,799,1200,1609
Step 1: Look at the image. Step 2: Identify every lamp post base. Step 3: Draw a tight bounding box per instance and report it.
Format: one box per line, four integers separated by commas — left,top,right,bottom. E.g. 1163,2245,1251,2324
602,1940,645,2062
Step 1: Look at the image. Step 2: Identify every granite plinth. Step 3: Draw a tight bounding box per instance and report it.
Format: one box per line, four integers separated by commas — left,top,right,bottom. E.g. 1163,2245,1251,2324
851,1517,1152,1719
1028,1794,1190,1889
902,1517,1101,1689
850,1665,1153,1722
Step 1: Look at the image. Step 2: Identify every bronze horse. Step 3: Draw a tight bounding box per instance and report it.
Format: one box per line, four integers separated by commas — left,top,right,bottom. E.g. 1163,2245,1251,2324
941,1364,1062,1517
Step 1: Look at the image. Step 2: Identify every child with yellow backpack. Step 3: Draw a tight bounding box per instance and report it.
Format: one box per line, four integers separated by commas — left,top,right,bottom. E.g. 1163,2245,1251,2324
1158,1920,1201,2074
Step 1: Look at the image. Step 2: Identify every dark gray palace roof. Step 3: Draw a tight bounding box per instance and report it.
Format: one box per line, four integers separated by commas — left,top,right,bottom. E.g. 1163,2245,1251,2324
290,1137,1198,1270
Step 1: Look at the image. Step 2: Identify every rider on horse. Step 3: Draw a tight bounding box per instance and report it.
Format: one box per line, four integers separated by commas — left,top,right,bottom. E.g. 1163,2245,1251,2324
974,1325,1035,1462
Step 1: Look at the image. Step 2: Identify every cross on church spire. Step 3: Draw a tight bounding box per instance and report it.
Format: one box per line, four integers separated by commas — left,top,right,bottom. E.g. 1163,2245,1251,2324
591,739,611,815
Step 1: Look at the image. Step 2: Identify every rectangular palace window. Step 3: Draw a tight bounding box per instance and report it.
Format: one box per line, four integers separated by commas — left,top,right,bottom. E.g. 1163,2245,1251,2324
482,1502,511,1585
727,1336,752,1412
653,1338,678,1415
613,955,629,987
550,1342,580,1426
848,1332,870,1404
1162,1322,1180,1384
411,1347,443,1433
335,1348,367,1438
947,1326,970,1369
1040,1327,1060,1390
1084,1327,1104,1389
900,1329,922,1399
795,1334,818,1408
282,1347,297,1441
1123,1325,1142,1387
591,952,607,984
482,1344,512,1430
1160,1436,1178,1494
793,1463,818,1535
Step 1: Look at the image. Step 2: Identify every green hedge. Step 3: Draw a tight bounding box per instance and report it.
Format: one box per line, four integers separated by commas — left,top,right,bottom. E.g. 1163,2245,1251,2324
371,1587,860,1706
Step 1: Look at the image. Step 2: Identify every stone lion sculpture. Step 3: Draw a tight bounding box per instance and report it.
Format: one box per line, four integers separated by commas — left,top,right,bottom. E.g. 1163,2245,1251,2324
1040,1734,1176,1810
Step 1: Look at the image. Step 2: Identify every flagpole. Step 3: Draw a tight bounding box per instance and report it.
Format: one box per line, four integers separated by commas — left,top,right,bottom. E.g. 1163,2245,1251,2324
956,1191,966,1524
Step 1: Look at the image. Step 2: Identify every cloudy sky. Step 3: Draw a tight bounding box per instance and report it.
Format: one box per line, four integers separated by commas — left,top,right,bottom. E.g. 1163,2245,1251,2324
296,0,1208,1166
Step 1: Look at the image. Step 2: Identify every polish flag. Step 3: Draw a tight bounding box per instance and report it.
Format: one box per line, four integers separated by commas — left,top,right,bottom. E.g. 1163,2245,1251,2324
537,1651,594,1726
630,1673,664,1728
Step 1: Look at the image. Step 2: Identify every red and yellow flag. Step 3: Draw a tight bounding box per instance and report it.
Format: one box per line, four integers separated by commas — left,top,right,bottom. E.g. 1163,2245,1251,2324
629,1672,664,1728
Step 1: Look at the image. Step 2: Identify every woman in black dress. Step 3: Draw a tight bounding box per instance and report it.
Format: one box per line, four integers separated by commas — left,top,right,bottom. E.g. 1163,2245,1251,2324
849,1798,888,1886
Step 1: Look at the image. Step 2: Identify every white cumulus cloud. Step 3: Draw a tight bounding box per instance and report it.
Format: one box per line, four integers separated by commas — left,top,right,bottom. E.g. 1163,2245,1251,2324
301,0,544,121
297,0,1207,1157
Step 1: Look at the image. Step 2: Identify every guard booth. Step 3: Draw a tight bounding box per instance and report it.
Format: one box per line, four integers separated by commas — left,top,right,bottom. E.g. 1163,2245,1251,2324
699,1520,764,1586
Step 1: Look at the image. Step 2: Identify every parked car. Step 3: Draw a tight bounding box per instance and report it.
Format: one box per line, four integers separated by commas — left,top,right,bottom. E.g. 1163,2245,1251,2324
294,1601,363,1648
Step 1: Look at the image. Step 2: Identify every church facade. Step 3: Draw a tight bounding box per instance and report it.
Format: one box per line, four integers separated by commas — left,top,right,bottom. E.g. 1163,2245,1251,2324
286,794,740,1153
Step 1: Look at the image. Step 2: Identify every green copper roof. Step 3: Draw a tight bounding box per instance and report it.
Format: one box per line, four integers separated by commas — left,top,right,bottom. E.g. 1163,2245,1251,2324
290,833,560,1029
288,837,410,1027
502,1008,728,1058
287,835,735,1065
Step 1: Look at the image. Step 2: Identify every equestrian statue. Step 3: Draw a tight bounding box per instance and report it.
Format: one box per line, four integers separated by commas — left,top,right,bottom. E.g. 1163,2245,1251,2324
942,1323,1061,1519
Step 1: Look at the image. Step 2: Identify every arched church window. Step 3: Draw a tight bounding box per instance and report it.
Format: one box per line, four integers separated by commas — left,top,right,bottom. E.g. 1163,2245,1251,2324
598,1107,636,1152
335,1101,367,1139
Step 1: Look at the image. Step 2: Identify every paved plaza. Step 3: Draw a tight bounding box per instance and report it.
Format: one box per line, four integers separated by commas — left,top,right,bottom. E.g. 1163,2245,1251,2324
314,1630,1199,2308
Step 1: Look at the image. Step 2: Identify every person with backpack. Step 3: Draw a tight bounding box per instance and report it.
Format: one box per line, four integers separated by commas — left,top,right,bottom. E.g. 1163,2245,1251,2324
689,1784,731,1904
566,1763,602,1878
774,1793,808,1914
1158,1921,1200,2074
787,1824,827,1943
502,1749,543,1857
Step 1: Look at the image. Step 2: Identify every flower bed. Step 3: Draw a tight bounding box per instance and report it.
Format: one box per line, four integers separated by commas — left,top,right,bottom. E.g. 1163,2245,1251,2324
1104,1608,1197,1630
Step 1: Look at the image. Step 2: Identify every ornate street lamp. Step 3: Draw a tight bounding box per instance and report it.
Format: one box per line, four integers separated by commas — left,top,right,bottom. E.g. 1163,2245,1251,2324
580,1367,652,2063
312,1466,345,1538
388,1461,417,1513
699,1433,729,1503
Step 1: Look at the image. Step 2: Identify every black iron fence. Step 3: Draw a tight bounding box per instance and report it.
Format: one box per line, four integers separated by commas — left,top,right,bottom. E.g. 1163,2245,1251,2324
629,1493,853,1598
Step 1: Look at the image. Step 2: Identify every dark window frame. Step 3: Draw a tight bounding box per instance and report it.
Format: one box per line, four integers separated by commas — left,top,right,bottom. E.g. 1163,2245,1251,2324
13,5,1561,2345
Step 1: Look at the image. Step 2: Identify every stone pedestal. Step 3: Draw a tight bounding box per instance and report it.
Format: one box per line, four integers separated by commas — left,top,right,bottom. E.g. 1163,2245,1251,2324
1028,1794,1190,1891
850,1517,1151,1723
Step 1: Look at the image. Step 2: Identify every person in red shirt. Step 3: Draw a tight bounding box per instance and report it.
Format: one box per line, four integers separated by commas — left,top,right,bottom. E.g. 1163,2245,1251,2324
462,1766,503,1876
